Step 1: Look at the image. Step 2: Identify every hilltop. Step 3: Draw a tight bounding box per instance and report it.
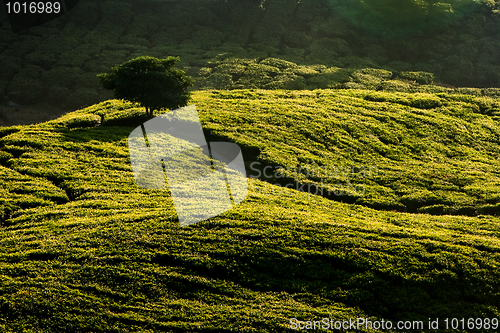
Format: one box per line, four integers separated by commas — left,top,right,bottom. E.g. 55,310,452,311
0,89,499,331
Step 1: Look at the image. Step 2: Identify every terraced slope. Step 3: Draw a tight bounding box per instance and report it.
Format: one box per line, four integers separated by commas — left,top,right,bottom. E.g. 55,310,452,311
0,90,499,332
196,89,500,215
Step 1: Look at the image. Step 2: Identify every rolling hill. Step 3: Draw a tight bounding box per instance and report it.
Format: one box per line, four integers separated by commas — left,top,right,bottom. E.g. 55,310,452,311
0,89,500,332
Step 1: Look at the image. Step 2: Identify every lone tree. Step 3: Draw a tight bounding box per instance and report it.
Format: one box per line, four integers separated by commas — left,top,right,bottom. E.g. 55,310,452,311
98,56,194,117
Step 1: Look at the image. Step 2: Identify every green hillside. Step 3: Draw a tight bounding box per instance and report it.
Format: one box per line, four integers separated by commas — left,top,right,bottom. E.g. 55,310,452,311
4,0,500,113
0,90,500,332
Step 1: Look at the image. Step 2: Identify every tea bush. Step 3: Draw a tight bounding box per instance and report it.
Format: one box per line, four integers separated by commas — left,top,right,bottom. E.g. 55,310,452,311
1,91,500,331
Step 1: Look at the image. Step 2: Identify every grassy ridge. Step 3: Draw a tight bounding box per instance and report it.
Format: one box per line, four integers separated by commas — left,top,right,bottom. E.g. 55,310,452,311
0,91,499,331
195,89,500,215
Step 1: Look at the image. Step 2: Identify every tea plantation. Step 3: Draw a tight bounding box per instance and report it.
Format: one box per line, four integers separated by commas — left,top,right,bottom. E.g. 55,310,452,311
0,90,500,332
4,0,500,112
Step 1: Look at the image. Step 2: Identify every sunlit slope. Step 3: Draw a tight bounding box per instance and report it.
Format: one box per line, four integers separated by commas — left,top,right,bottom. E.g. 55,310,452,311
195,89,500,215
1,182,500,332
0,91,499,331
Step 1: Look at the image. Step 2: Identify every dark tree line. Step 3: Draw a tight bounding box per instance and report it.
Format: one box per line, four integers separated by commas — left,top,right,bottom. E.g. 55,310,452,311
2,0,500,110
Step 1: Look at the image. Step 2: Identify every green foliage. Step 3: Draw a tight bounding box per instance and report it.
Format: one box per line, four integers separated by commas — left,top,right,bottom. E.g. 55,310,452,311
7,65,44,103
99,2,134,29
312,37,351,57
1,93,500,330
260,57,298,70
64,2,100,30
202,58,398,90
195,58,469,93
0,55,22,81
97,56,194,116
4,0,500,110
0,150,13,165
329,0,481,37
306,67,351,89
397,71,435,85
378,79,417,92
345,68,393,89
42,66,84,91
283,31,313,49
196,88,500,215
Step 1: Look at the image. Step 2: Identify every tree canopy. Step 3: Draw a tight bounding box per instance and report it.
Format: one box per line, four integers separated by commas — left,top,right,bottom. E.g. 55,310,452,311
329,0,481,37
97,56,194,116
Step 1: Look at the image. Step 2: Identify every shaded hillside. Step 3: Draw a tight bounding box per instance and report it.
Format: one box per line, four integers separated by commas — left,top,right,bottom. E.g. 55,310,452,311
2,0,500,112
